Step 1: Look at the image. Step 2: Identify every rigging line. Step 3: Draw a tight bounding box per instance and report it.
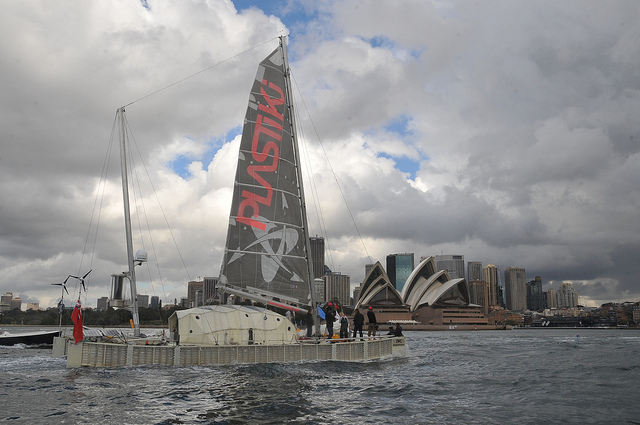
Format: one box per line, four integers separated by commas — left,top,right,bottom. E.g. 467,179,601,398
122,36,280,109
291,84,335,271
122,116,169,304
77,112,119,305
290,73,373,265
123,113,192,285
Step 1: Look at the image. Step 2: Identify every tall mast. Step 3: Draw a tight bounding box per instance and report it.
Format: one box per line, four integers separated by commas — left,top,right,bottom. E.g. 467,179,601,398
117,107,140,337
280,37,318,325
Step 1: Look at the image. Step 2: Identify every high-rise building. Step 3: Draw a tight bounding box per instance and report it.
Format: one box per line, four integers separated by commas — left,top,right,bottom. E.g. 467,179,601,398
557,282,578,308
526,276,543,311
310,236,325,279
468,280,489,314
482,264,499,308
504,267,527,312
1,293,20,312
435,255,465,279
97,297,109,311
467,261,483,282
138,294,150,309
324,272,350,307
203,276,219,303
364,263,375,278
352,286,360,307
546,289,557,308
10,296,21,311
313,278,325,303
386,253,415,292
187,280,204,308
150,295,160,309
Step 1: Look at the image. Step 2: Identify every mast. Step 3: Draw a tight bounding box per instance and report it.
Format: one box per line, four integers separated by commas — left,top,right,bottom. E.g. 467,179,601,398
117,107,140,337
280,36,319,330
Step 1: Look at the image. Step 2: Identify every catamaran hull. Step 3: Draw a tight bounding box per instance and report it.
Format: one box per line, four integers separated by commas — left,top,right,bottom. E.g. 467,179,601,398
58,337,406,368
0,330,60,346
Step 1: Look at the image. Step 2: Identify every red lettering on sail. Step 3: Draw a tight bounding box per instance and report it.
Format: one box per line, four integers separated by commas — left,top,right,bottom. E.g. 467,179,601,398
236,77,286,231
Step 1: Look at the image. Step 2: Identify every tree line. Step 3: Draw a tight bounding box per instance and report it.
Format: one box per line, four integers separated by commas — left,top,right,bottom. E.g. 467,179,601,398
0,306,185,327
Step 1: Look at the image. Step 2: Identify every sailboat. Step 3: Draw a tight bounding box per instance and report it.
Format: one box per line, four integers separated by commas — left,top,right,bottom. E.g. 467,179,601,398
57,36,405,367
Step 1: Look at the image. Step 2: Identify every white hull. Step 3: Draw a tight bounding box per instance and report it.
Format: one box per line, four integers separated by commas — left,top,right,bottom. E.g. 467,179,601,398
56,336,406,368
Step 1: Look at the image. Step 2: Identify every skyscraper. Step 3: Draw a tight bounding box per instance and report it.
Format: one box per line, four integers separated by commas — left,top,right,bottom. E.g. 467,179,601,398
482,264,499,308
526,276,543,311
309,237,325,279
386,253,415,292
324,272,350,307
187,280,204,308
504,267,527,311
468,280,489,314
467,261,483,282
203,276,219,303
557,282,578,308
546,289,557,308
435,254,465,279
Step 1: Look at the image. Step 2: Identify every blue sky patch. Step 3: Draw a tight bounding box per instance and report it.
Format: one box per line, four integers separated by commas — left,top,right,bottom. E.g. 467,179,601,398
384,115,413,137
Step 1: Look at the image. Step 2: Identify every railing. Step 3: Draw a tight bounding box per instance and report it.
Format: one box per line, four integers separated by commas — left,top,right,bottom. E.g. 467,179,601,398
66,337,404,367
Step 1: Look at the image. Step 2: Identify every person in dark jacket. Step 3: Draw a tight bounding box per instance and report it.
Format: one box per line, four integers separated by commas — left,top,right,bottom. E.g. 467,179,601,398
305,309,314,337
325,302,335,339
367,306,377,337
352,309,364,339
393,322,403,337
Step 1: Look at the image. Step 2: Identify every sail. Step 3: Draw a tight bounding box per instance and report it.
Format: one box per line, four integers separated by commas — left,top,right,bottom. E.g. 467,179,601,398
219,42,312,306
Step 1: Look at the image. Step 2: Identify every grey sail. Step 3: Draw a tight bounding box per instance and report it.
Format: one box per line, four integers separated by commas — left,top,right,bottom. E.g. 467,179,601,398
219,42,312,308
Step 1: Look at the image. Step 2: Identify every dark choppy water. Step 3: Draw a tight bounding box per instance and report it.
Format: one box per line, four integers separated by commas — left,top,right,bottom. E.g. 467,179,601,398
1,328,639,424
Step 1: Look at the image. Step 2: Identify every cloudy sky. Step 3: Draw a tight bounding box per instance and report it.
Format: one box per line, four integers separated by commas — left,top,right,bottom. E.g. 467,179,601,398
2,0,639,309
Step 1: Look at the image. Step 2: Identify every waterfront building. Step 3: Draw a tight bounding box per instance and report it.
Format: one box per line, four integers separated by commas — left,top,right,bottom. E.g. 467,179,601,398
354,257,491,327
309,236,325,279
504,267,527,312
557,282,578,308
386,253,415,292
482,264,499,309
26,302,41,311
435,254,465,279
352,286,360,307
138,294,149,309
467,261,483,282
526,276,544,311
324,272,350,307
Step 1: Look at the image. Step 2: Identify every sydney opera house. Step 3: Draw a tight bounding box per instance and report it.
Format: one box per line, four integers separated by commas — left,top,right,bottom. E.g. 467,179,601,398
354,256,499,329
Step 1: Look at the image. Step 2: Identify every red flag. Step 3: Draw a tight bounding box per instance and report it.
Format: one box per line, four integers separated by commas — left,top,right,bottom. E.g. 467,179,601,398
71,299,83,344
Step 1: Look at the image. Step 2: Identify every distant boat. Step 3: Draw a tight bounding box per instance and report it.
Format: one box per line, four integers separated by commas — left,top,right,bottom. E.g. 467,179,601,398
55,36,406,367
0,330,60,346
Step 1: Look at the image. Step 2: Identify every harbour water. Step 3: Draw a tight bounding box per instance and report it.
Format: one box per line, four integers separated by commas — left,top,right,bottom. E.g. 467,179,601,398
1,328,639,424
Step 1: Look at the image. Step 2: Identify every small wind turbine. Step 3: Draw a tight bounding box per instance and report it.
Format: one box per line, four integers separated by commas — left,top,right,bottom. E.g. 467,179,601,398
51,276,71,296
68,269,92,293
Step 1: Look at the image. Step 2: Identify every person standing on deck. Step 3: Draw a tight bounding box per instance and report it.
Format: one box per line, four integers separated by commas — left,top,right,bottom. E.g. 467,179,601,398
352,309,364,339
339,312,349,339
367,306,377,338
305,309,314,337
325,302,335,339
